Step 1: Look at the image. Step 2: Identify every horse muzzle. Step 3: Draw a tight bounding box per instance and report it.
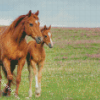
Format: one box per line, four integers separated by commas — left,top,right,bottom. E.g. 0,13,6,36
35,37,43,44
48,43,53,48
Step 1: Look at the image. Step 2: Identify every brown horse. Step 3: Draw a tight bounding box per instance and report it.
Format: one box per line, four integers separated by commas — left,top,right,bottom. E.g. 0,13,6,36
0,26,8,33
0,10,43,97
27,25,53,97
0,26,8,97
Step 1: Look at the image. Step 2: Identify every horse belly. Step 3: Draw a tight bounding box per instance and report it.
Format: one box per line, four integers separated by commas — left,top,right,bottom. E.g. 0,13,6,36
12,51,25,60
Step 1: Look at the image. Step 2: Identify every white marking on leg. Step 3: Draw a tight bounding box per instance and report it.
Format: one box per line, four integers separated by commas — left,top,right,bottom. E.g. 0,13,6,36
35,75,38,88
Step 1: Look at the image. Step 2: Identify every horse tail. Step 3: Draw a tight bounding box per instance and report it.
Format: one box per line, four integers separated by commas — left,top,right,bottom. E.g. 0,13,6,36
2,65,16,85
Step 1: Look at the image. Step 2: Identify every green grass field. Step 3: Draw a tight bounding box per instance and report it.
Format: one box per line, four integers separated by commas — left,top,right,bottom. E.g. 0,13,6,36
1,27,100,100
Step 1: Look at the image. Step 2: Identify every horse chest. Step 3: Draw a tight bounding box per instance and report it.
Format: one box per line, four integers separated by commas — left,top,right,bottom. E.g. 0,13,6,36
3,43,27,60
2,38,27,60
6,49,25,60
13,50,25,59
31,49,45,62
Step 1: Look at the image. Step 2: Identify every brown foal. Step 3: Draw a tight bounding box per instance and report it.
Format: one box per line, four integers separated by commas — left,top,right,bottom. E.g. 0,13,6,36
26,25,53,97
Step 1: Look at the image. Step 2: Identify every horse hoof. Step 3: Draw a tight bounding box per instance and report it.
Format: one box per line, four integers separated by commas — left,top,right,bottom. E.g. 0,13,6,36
15,94,20,99
25,97,30,99
35,93,41,98
2,92,7,96
28,89,32,97
35,88,41,97
29,94,32,97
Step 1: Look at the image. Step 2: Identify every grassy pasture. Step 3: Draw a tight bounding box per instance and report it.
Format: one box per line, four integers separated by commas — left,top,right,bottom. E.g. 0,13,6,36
0,27,100,100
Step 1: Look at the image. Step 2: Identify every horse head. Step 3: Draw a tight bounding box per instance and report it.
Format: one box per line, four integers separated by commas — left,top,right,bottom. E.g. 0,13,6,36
41,25,53,48
23,10,43,44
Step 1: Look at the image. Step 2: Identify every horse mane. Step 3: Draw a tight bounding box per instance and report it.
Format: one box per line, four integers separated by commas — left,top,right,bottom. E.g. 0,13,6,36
13,15,26,28
7,15,26,32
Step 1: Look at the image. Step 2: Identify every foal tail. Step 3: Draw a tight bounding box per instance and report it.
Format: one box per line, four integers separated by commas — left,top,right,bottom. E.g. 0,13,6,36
2,65,16,85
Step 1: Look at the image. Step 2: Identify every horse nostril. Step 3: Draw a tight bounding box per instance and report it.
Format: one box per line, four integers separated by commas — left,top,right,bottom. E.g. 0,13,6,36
48,43,53,48
38,37,41,41
35,37,42,44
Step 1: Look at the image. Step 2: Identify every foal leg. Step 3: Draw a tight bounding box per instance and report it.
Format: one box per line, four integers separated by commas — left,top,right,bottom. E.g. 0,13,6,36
0,70,1,97
3,59,13,96
31,61,38,97
35,61,44,97
15,58,25,97
28,64,33,97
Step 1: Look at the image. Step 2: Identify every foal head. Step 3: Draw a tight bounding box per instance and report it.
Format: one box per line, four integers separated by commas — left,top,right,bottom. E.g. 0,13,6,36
41,25,53,48
23,10,43,44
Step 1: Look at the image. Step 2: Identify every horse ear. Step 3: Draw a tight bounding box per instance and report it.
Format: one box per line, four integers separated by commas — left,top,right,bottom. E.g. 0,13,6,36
35,10,39,16
27,10,32,17
44,25,46,30
48,25,51,30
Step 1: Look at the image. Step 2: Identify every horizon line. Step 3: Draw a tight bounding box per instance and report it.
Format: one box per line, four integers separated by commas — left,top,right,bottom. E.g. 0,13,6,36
0,25,100,28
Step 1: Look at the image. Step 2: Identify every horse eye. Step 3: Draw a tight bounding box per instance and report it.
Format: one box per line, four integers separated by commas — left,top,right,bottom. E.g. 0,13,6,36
44,35,47,38
29,23,33,26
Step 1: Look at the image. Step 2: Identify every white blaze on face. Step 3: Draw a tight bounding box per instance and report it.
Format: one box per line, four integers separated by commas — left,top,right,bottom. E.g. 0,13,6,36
35,20,38,24
35,75,38,88
48,32,51,37
48,32,53,46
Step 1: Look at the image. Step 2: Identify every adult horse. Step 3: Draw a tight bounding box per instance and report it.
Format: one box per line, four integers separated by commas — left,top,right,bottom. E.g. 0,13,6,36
0,26,8,33
0,10,43,97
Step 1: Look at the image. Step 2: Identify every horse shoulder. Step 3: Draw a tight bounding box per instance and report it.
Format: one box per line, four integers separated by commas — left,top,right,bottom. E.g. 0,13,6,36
41,48,45,59
18,40,28,56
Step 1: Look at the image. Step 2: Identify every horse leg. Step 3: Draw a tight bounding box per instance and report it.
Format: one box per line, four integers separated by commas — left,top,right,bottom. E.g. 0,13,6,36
0,69,1,97
31,60,39,97
7,63,16,96
28,63,33,97
3,80,11,96
15,58,25,97
2,59,13,96
35,61,44,97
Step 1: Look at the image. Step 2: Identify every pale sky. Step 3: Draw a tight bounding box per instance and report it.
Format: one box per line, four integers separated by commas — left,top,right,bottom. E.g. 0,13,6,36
0,0,100,27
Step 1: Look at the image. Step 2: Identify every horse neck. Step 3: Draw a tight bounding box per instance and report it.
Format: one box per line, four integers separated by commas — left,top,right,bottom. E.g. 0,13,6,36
12,24,26,43
35,41,44,49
